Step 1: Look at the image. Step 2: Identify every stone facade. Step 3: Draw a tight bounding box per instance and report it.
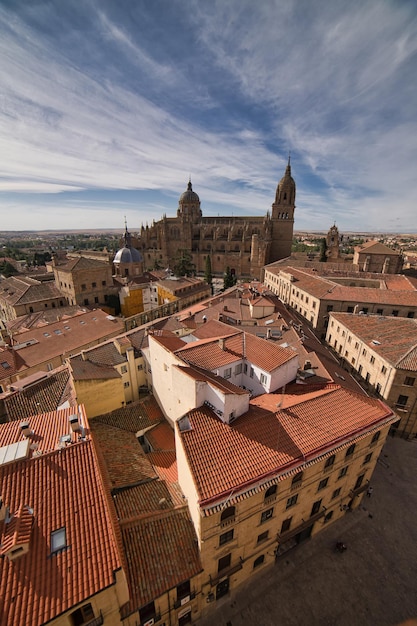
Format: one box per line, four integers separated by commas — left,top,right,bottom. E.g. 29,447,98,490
136,161,296,280
353,241,403,274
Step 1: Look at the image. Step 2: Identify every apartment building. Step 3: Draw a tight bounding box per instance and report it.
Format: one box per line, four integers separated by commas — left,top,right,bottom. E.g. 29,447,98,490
0,309,125,391
137,317,395,611
326,312,417,438
69,328,148,417
175,382,394,610
264,265,417,336
0,405,129,626
145,322,300,425
0,275,66,325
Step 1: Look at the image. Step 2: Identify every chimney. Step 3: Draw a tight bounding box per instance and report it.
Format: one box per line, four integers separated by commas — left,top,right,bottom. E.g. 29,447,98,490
266,328,272,339
20,421,32,437
69,413,81,433
219,338,225,350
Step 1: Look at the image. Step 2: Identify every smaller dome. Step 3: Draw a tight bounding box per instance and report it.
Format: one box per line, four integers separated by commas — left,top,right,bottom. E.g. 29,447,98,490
179,180,200,205
113,246,143,264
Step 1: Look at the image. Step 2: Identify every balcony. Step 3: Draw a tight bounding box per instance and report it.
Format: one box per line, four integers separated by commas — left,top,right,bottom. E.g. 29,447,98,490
220,516,236,528
173,592,196,609
278,509,326,543
349,481,369,498
209,560,243,587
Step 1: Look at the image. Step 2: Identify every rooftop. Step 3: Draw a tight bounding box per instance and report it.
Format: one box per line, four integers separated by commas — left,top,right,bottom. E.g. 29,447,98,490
178,386,394,506
329,313,417,371
0,406,122,626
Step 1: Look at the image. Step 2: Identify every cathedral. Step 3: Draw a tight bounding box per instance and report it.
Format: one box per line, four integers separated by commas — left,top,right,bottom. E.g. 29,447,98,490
135,159,296,280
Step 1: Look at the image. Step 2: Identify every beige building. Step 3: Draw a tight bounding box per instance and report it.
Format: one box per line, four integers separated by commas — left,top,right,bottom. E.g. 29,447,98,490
0,275,66,326
135,160,296,280
69,327,148,417
0,309,125,391
326,312,417,438
353,240,403,273
175,388,394,610
264,265,417,337
50,254,117,308
0,405,129,626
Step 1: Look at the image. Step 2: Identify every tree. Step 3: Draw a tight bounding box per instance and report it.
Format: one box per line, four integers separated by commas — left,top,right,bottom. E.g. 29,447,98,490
0,261,19,278
319,238,328,262
204,255,213,291
173,249,196,277
223,266,237,290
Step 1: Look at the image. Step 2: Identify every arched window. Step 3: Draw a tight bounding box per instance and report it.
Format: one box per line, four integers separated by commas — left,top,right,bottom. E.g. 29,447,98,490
264,485,277,500
220,506,235,522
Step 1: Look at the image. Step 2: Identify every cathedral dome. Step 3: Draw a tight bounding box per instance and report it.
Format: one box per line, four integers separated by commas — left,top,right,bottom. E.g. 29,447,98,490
179,180,200,205
113,246,142,264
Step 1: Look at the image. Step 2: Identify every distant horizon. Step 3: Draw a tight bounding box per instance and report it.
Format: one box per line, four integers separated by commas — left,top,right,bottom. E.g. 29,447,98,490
1,1,417,232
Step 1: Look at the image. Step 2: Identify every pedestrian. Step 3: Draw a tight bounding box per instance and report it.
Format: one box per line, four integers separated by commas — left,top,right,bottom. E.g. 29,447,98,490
367,486,373,498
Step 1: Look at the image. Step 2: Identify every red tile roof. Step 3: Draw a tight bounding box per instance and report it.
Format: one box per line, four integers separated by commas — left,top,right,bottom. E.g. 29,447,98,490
94,396,164,433
90,421,158,490
4,367,75,421
176,329,297,373
270,266,417,305
10,309,125,369
146,422,175,451
330,313,417,371
0,408,122,626
120,510,202,617
178,386,394,505
148,451,179,483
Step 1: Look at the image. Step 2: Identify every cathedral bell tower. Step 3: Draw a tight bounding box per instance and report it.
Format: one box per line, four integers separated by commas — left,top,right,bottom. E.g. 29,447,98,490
269,157,296,263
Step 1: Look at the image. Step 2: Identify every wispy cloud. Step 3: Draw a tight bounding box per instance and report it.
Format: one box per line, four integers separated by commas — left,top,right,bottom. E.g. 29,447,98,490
0,0,416,231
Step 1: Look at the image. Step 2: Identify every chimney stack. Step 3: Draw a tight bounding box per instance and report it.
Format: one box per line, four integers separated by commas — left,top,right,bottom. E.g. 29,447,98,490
69,414,81,433
20,421,32,437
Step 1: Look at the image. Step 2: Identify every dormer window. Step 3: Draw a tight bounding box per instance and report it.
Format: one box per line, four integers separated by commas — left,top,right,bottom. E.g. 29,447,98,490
51,527,67,554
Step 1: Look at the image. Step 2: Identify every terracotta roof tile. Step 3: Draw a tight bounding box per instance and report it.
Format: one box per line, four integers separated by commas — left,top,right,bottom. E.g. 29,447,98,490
90,421,158,490
113,480,181,521
176,330,297,373
70,355,121,380
146,422,175,451
120,511,202,616
178,387,394,504
148,451,179,483
9,310,125,370
0,503,34,556
0,408,122,626
94,396,164,432
271,266,417,305
4,367,75,421
0,406,89,455
330,313,417,370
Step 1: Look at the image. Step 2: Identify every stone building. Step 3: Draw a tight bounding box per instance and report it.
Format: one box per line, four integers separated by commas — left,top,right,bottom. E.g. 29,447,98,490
326,312,417,438
49,254,117,308
136,159,296,280
353,240,403,274
264,265,417,336
0,275,66,326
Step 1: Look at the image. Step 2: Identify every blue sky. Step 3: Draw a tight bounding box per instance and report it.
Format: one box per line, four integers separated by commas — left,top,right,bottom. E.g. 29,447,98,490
1,0,417,233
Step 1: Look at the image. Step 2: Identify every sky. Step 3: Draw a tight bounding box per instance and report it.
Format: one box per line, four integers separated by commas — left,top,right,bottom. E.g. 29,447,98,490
1,0,417,234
